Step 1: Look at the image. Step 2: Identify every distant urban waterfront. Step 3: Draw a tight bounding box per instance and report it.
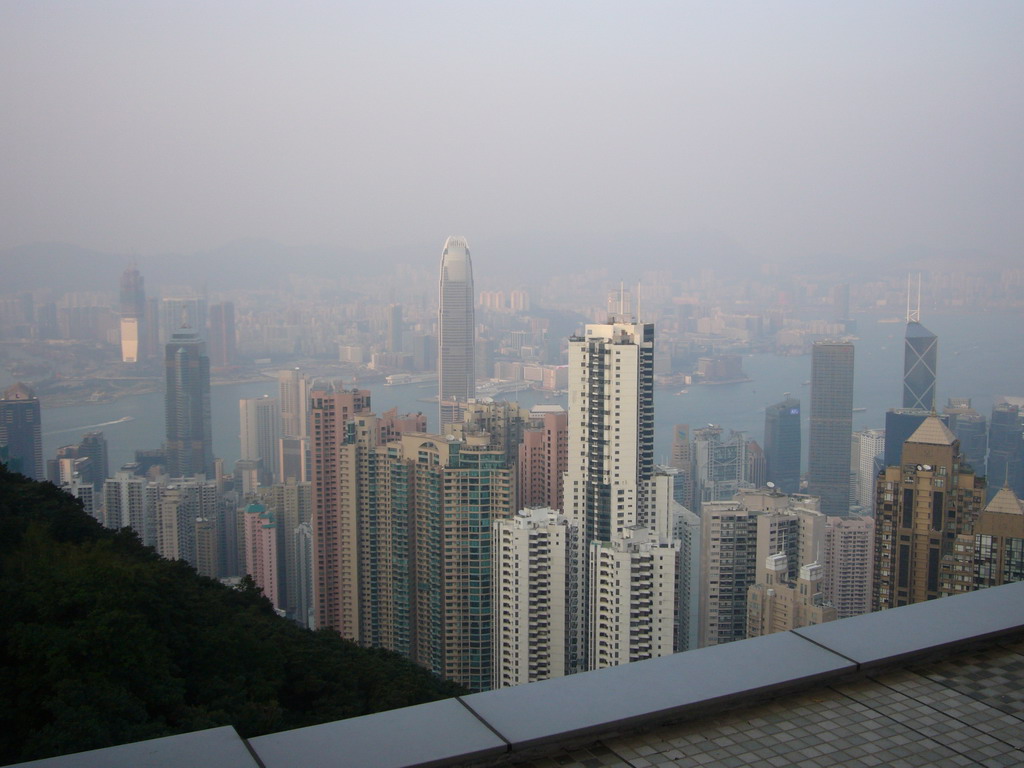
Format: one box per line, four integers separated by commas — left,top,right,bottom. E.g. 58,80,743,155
40,311,1024,479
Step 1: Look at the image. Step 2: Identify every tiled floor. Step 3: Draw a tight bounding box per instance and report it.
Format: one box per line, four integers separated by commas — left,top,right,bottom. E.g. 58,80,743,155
513,640,1024,768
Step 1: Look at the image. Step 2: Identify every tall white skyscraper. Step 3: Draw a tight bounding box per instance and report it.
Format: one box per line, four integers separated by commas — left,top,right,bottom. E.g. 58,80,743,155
278,369,310,440
564,301,682,672
102,471,153,545
491,301,686,686
277,368,311,483
587,528,679,670
823,514,874,619
565,314,659,542
852,428,886,514
494,508,569,688
240,395,281,484
438,236,475,430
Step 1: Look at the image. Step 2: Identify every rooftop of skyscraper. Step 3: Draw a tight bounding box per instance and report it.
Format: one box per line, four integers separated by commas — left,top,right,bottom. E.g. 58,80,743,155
15,581,1024,768
1,381,36,400
908,415,958,446
905,320,937,339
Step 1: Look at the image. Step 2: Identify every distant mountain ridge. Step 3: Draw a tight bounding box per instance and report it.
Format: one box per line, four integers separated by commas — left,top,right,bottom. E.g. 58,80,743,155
1,234,1005,294
0,231,756,293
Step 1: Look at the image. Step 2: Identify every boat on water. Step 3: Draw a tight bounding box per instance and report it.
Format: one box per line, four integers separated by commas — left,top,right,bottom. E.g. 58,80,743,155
385,373,438,386
853,407,866,413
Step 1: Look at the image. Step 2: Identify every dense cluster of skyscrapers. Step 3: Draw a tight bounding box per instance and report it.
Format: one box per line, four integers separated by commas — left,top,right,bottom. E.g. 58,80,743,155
2,247,1023,696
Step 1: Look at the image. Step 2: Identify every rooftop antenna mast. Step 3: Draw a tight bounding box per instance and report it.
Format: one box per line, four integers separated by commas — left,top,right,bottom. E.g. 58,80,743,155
906,273,921,323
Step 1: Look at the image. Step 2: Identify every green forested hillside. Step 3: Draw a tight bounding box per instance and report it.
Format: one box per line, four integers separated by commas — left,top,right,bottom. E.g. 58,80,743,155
0,466,464,765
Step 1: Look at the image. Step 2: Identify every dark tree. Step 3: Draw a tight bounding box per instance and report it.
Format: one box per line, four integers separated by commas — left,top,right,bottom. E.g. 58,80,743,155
0,465,464,765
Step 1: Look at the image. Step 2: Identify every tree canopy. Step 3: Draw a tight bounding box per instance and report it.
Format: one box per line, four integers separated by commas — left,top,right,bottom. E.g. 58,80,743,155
0,465,465,765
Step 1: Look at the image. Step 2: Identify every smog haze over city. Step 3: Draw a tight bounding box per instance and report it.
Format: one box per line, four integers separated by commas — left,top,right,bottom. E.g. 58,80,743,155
2,1,1023,281
3,3,1024,765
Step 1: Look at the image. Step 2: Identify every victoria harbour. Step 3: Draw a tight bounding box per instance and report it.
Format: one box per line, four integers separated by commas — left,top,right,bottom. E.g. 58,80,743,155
38,310,1024,478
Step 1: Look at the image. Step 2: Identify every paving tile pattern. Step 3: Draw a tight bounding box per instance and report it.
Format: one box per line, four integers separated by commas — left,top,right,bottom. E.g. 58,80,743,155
512,643,1024,768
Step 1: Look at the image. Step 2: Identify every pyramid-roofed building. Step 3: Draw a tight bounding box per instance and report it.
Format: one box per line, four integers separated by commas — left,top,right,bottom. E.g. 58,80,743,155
906,414,957,446
985,485,1024,517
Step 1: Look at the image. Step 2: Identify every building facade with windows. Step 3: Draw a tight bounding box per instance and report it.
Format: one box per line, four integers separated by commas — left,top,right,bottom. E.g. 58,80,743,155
764,397,801,495
0,382,43,481
564,312,682,672
807,340,854,516
873,416,985,610
438,236,475,430
164,329,214,478
494,507,570,688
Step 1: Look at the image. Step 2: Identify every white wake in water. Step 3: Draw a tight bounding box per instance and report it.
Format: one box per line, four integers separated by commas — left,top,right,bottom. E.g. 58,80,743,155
42,416,135,437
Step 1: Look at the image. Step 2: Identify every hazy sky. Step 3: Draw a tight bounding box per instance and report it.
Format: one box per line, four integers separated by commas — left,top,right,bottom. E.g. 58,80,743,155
2,1,1022,264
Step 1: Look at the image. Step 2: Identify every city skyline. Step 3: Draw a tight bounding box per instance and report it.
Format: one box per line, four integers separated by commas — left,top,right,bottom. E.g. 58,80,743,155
13,265,1024,487
2,198,1023,682
3,2,1024,760
4,250,1024,707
